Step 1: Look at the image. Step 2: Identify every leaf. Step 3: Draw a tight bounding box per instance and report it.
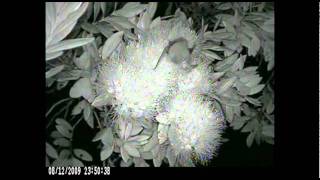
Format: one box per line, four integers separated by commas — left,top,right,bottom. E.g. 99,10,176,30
93,2,100,22
46,51,64,61
216,76,237,94
231,116,250,130
72,100,86,115
83,105,94,128
150,17,161,29
104,16,137,29
81,22,99,34
246,131,255,147
262,125,274,138
133,157,150,167
249,35,261,56
112,2,146,18
214,53,239,71
73,149,93,161
203,50,222,61
245,96,261,106
128,135,150,142
231,55,246,71
53,138,71,147
92,128,108,142
92,93,112,107
96,22,114,38
46,65,65,79
69,78,94,101
249,84,265,95
72,157,84,167
50,130,63,139
166,146,176,167
59,149,71,159
56,125,72,139
101,31,124,59
101,128,114,146
123,143,140,157
101,144,114,161
120,146,130,163
46,38,94,54
46,142,58,159
124,121,133,140
55,118,73,131
130,122,143,136
261,17,274,33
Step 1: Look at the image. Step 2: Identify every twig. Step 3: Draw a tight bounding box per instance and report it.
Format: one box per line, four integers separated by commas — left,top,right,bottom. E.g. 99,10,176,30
94,111,102,129
46,97,71,117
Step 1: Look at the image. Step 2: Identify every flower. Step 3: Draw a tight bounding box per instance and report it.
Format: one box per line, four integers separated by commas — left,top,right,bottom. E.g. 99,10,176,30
157,92,225,163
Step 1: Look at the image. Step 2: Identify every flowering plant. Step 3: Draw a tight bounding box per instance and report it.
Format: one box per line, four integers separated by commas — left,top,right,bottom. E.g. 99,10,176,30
46,2,274,167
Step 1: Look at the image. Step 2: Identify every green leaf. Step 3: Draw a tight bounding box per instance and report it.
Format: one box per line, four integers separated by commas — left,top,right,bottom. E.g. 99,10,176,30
133,157,150,167
130,121,143,136
92,128,108,142
96,22,114,38
101,31,124,59
112,2,146,18
56,125,72,139
72,157,84,167
93,2,100,21
71,100,86,115
92,93,112,107
50,130,64,139
83,105,94,128
166,146,176,167
46,142,58,159
231,116,250,130
245,96,261,106
81,22,99,34
69,78,94,101
262,125,274,138
249,84,265,95
216,77,237,95
55,118,73,132
123,143,140,157
246,131,255,147
100,144,114,161
46,65,65,78
120,146,130,163
203,50,222,61
128,135,150,142
46,38,94,54
59,149,71,159
101,127,114,146
46,51,64,61
53,138,71,147
73,149,93,161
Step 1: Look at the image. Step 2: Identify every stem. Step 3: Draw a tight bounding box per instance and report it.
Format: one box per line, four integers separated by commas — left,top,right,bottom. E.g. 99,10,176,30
46,105,69,129
64,100,74,119
94,111,102,129
46,98,71,117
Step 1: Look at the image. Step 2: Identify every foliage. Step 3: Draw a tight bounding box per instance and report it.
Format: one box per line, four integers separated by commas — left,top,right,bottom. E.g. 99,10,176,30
46,2,274,167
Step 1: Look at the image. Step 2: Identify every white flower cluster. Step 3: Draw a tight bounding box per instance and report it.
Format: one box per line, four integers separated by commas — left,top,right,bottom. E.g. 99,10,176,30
96,18,225,164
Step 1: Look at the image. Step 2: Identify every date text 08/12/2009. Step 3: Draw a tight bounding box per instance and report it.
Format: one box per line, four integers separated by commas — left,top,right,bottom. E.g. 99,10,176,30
48,166,110,175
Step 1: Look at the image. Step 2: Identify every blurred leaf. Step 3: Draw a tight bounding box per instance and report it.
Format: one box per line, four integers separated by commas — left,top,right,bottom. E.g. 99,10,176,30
128,135,150,142
120,146,130,163
93,2,100,21
46,65,65,78
46,142,58,159
245,96,261,106
100,144,114,161
72,157,84,167
46,38,94,54
101,127,114,146
246,131,255,147
203,50,222,61
231,116,250,130
215,76,237,94
46,51,64,61
124,143,140,157
56,118,73,131
92,93,112,107
83,105,94,128
249,84,265,95
50,130,64,139
53,138,71,147
262,125,274,138
81,22,99,34
59,149,71,159
72,100,86,115
102,31,124,59
56,124,72,139
69,78,94,102
73,149,93,161
112,2,146,18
